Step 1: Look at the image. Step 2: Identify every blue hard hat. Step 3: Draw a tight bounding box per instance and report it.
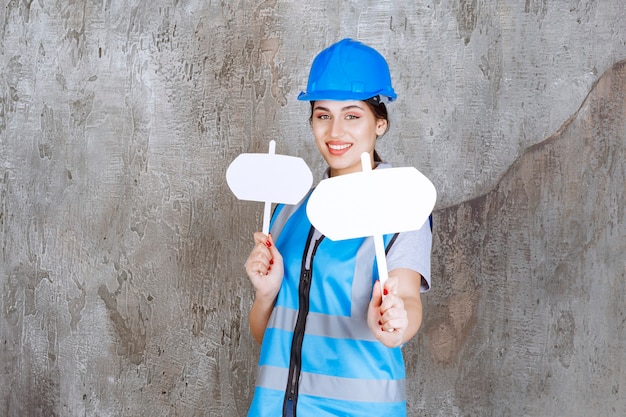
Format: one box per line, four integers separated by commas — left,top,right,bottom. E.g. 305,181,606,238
297,38,397,102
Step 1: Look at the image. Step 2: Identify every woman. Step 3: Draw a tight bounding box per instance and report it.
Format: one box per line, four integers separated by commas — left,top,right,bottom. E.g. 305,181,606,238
245,38,432,417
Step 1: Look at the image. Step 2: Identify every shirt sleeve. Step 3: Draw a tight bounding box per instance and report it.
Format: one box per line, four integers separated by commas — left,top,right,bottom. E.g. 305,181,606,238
385,216,432,292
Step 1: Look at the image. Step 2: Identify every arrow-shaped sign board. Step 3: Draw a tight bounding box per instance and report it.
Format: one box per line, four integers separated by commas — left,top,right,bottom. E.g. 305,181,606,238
306,153,436,287
226,140,313,234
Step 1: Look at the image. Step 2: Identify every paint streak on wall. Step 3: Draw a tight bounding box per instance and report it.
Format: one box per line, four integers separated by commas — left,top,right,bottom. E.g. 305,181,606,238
414,61,626,416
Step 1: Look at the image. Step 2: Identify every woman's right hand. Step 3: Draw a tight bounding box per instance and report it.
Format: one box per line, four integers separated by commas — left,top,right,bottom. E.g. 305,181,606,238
245,232,284,300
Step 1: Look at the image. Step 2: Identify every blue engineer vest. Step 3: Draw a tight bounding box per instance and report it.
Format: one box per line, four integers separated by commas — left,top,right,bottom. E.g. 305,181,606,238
248,192,407,417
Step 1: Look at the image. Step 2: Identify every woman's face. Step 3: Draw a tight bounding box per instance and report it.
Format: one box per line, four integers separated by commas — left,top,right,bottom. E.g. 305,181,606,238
311,100,388,177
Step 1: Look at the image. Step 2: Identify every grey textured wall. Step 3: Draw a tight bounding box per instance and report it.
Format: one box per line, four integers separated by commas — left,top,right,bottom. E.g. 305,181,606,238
1,1,625,416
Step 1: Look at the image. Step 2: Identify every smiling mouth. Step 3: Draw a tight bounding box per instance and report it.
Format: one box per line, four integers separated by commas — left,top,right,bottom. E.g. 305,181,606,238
328,143,351,151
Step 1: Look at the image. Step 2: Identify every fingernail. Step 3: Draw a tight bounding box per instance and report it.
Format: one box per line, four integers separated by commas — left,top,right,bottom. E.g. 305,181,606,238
381,327,385,332
383,289,388,296
380,311,384,316
265,240,272,248
269,259,274,265
378,320,382,326
268,266,272,271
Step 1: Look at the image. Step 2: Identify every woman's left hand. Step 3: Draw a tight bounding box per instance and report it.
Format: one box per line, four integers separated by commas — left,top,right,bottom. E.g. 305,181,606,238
367,275,408,348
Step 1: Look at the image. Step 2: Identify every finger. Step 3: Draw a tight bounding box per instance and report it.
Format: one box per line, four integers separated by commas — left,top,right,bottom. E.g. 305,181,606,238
379,300,403,333
381,299,406,330
266,233,281,261
370,280,383,309
382,311,403,328
383,275,399,297
379,293,395,316
373,281,397,332
246,259,265,276
253,231,271,246
246,246,273,273
381,322,396,333
252,239,273,259
379,316,396,333
385,305,409,331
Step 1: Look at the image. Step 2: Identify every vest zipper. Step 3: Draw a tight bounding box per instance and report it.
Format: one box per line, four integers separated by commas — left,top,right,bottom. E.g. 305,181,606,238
283,226,323,417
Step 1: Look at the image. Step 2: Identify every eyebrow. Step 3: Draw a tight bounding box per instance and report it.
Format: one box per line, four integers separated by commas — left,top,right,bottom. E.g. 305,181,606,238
313,104,365,112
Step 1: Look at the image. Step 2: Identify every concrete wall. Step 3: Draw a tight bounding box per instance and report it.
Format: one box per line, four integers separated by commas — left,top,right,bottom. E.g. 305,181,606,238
1,1,624,416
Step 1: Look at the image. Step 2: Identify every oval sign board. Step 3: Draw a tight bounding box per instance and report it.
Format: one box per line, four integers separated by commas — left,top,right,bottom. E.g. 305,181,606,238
306,166,436,241
226,149,313,205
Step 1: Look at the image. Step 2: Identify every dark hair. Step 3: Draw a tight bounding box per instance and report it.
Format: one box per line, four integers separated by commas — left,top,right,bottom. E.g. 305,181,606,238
308,95,389,162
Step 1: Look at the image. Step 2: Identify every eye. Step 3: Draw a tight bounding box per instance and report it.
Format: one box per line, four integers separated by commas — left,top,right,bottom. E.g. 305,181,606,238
345,114,359,120
315,113,330,120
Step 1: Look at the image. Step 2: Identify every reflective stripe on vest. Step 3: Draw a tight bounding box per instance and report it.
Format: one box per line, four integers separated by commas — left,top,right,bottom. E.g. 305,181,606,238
257,365,406,403
268,305,376,342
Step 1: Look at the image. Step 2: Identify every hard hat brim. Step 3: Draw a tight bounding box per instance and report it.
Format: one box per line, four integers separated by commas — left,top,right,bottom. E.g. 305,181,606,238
297,90,397,102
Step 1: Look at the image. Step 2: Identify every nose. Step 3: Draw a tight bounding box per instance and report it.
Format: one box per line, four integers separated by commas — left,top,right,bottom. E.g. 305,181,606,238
330,118,344,138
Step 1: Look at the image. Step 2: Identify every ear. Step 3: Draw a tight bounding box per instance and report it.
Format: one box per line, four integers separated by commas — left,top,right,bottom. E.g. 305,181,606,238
375,119,388,137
